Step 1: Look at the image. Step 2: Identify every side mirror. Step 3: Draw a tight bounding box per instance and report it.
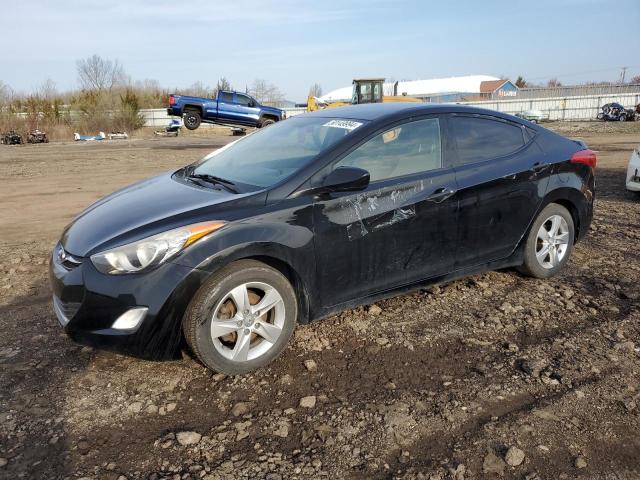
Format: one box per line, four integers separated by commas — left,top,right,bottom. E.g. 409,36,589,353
321,166,370,193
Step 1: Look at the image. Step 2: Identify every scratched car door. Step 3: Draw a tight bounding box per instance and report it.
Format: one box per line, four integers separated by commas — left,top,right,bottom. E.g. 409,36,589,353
313,116,458,306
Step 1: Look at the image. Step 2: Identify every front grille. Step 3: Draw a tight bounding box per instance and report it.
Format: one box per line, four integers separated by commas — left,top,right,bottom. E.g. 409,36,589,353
54,243,83,270
53,295,81,327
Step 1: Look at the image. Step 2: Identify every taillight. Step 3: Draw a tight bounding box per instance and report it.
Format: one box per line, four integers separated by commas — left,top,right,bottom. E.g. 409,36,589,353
570,149,596,169
169,95,175,105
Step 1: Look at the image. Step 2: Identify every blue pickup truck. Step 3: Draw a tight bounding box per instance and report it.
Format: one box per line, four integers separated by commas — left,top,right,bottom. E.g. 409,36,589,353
167,90,285,130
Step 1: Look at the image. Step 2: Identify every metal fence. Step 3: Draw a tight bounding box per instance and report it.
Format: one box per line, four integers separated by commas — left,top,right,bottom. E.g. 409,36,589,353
457,92,640,121
516,83,640,99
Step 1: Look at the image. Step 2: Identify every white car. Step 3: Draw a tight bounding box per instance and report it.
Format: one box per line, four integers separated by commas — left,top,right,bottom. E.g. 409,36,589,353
627,146,640,194
515,110,549,123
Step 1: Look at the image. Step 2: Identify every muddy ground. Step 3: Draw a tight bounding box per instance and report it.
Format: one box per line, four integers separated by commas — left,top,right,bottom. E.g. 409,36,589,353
0,123,639,480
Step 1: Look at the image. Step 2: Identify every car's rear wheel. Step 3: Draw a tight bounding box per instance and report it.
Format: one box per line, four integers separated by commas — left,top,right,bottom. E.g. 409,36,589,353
619,114,627,122
183,110,201,130
518,203,575,279
183,260,297,375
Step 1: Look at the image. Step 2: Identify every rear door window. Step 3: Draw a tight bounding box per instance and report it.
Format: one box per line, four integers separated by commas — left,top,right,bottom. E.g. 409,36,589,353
450,115,525,164
219,92,233,103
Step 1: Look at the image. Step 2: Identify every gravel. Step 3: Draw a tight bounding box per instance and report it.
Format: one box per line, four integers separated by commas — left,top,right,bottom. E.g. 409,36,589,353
505,446,526,467
176,431,202,446
1,127,639,479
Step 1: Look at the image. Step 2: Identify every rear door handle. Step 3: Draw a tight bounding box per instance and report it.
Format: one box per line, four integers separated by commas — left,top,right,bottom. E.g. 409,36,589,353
427,187,457,203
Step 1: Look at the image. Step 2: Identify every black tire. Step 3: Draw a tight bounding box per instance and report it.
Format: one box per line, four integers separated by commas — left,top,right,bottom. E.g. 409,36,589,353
183,259,297,375
183,110,201,130
259,117,276,128
518,203,575,279
619,114,627,122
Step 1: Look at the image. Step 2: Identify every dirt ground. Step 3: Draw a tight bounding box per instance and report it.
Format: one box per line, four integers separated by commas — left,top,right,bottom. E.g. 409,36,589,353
0,122,639,480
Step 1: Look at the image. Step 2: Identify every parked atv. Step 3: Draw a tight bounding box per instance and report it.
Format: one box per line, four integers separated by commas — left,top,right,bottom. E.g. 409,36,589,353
27,129,49,143
1,130,23,145
597,102,636,122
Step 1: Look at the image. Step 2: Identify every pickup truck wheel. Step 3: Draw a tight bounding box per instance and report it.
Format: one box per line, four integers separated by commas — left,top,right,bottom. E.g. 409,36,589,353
183,110,202,130
259,118,276,128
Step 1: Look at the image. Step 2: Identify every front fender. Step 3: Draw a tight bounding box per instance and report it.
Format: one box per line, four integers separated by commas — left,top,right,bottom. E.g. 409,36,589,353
169,214,318,320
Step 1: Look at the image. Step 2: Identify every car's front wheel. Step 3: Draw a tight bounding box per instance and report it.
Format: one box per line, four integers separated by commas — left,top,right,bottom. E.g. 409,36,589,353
519,203,575,278
259,118,276,128
183,260,297,375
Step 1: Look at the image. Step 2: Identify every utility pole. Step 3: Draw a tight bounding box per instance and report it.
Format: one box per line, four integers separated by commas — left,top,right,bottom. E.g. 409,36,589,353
620,66,628,84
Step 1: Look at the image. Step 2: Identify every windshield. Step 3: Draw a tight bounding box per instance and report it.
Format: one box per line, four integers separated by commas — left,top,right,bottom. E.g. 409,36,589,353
192,116,367,188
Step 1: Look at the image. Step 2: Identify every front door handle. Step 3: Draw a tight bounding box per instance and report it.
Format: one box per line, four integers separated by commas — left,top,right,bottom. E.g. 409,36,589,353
427,187,457,203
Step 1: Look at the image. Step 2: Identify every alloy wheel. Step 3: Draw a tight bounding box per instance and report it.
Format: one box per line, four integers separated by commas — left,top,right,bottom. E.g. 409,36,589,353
210,281,285,362
535,214,570,269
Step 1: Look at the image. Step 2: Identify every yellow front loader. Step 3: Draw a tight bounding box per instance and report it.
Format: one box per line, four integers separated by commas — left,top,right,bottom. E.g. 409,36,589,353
307,78,422,112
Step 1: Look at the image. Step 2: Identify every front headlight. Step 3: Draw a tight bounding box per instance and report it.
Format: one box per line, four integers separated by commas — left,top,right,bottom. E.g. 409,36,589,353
90,221,225,275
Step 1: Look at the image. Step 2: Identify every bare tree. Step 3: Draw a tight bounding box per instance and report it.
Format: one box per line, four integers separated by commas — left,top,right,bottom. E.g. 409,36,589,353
249,79,268,102
0,80,11,106
515,76,527,88
39,78,58,100
76,54,126,91
217,77,232,92
134,78,161,90
547,78,562,88
184,81,214,98
629,75,640,85
308,83,322,98
249,79,284,105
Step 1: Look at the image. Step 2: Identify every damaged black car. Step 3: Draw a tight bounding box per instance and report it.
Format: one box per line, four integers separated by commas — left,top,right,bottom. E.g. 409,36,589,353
50,103,595,374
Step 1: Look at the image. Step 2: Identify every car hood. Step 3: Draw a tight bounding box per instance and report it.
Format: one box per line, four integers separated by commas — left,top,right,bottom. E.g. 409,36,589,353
61,171,246,256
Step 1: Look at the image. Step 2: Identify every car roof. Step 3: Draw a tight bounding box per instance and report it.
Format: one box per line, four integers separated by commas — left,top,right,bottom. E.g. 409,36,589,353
302,102,518,123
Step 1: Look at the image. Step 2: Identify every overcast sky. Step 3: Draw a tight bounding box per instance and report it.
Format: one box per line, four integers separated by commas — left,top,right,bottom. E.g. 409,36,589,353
2,0,639,101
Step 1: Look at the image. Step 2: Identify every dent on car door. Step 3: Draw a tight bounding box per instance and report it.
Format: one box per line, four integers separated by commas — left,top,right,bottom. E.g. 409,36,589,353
449,114,549,267
312,116,458,307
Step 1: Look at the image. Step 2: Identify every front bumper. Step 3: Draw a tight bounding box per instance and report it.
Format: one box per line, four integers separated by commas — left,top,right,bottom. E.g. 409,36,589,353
49,245,208,358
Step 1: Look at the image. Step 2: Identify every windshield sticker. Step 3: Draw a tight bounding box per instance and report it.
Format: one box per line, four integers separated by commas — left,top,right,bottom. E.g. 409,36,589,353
323,119,363,131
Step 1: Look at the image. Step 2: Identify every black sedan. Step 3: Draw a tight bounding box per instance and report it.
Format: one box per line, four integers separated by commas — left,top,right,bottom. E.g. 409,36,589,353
50,103,595,374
